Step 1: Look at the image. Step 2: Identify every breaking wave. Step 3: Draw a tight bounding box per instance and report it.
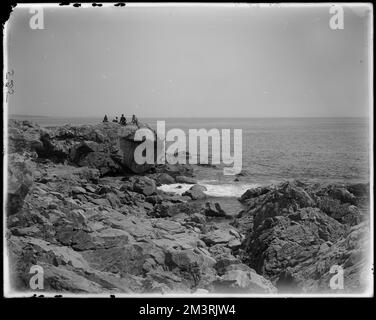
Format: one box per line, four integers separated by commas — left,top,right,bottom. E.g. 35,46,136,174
157,182,259,198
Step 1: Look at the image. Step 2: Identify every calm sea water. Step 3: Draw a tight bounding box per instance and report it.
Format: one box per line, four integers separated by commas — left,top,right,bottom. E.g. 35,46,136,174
10,116,370,196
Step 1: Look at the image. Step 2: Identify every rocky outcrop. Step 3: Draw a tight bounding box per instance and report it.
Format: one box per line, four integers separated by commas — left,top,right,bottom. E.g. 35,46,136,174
6,120,275,295
204,202,232,219
5,121,370,295
118,123,161,174
155,173,175,185
183,185,207,200
7,153,36,215
238,180,370,293
8,120,162,176
7,162,271,294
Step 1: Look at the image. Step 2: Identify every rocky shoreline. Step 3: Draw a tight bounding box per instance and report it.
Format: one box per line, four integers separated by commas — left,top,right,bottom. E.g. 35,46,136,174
6,120,370,294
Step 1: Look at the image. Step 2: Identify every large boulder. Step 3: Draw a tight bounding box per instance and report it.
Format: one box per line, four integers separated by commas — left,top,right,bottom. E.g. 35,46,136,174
155,173,175,185
244,181,316,229
77,151,122,176
165,249,217,288
183,185,207,200
243,207,347,286
292,221,371,293
132,176,157,196
8,120,125,176
118,123,160,174
38,123,118,162
204,202,232,219
7,120,44,154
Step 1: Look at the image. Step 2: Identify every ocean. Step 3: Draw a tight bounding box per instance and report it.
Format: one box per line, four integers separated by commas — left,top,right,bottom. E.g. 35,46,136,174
9,115,370,203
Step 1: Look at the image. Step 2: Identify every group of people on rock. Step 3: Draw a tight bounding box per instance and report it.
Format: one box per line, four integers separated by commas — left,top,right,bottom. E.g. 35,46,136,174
102,114,139,126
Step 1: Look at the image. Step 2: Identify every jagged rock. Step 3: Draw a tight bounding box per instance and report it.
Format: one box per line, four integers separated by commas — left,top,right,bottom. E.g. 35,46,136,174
327,186,357,205
118,123,161,174
243,207,347,285
9,120,126,176
191,213,207,224
156,163,194,178
7,120,44,154
228,239,242,250
151,201,198,218
165,249,217,288
145,195,164,205
78,152,123,176
347,183,369,199
213,253,242,275
38,123,113,162
183,185,207,200
155,173,175,185
239,186,270,202
105,192,122,209
316,196,362,226
69,141,102,162
56,227,130,251
247,181,316,229
204,202,231,219
292,221,371,293
82,242,165,277
133,176,157,196
6,121,370,295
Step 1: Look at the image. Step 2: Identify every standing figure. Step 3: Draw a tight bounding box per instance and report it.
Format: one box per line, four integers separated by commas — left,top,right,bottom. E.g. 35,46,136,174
131,114,139,126
120,114,126,125
103,115,108,122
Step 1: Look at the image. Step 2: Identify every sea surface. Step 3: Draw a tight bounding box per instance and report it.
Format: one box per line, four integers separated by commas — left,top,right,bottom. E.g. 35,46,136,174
9,115,370,203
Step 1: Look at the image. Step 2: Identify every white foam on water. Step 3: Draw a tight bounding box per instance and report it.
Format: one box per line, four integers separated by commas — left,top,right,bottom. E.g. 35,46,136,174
157,182,259,198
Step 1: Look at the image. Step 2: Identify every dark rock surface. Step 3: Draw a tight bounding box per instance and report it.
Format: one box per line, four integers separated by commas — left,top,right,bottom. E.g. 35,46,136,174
8,120,160,176
183,185,207,200
6,120,277,295
5,121,370,295
237,180,370,293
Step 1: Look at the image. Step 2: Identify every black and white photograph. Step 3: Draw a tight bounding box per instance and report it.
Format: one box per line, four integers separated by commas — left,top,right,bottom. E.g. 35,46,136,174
3,3,373,298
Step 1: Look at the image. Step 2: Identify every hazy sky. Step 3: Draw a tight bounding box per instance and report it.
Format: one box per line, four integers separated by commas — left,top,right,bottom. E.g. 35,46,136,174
6,4,371,118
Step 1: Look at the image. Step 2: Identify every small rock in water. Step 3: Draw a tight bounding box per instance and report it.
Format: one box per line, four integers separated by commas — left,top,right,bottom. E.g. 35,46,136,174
204,202,231,219
182,185,207,200
156,173,175,185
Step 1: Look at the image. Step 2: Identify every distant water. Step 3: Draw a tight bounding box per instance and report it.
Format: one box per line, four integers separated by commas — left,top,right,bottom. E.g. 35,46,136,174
10,115,370,195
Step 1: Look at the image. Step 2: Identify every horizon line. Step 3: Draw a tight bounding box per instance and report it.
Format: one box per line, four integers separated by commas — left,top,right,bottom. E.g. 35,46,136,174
8,114,370,119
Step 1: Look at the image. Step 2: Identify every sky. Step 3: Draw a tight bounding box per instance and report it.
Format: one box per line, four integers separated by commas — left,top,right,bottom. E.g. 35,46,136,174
5,4,372,118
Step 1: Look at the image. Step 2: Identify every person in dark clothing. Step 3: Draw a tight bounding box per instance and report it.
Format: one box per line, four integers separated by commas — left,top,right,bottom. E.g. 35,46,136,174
112,117,119,123
131,114,139,126
103,115,108,122
120,114,126,125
